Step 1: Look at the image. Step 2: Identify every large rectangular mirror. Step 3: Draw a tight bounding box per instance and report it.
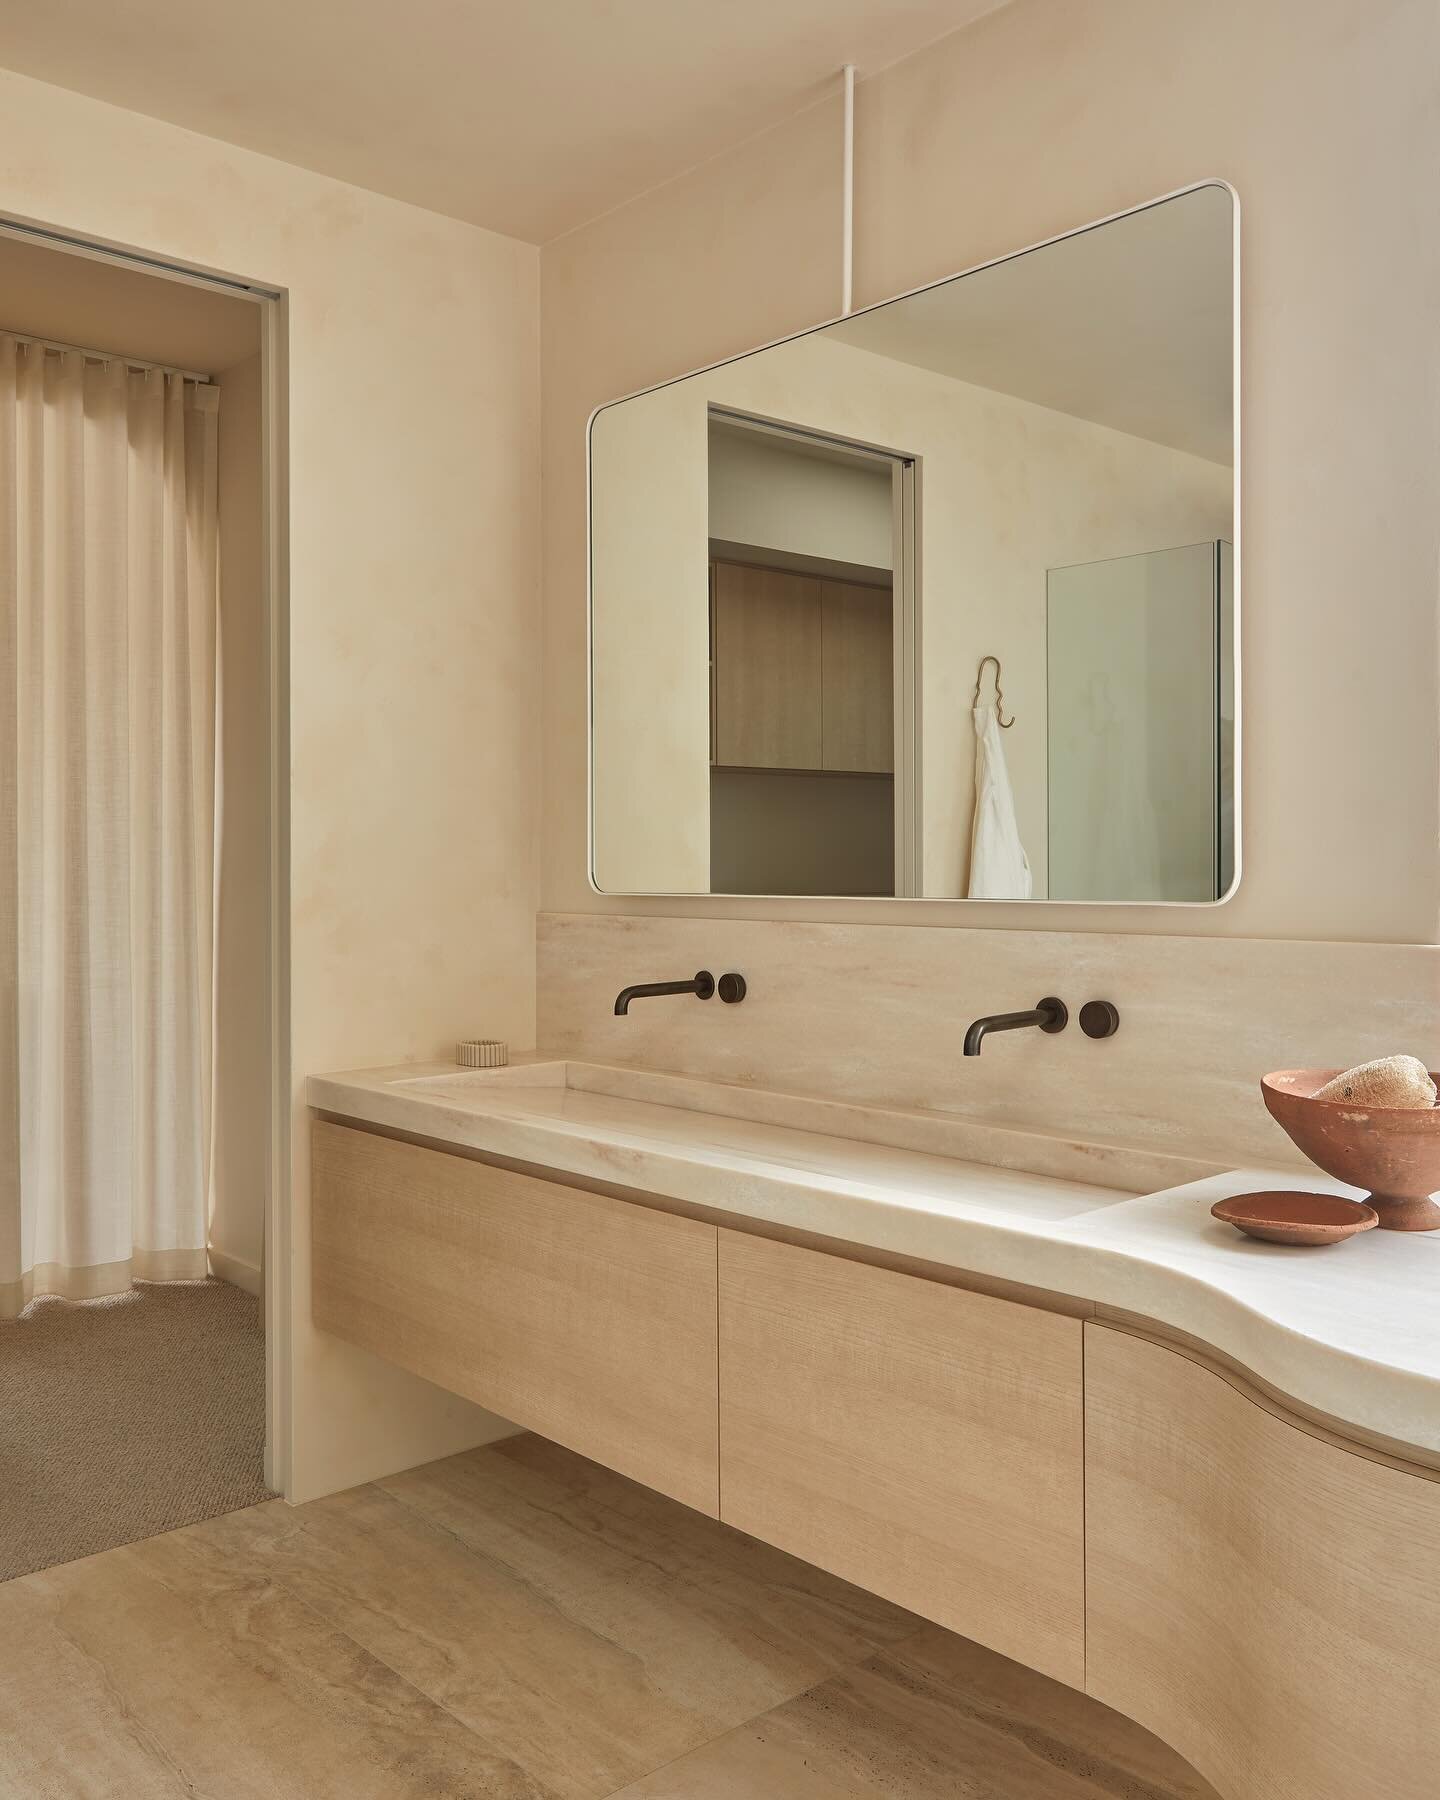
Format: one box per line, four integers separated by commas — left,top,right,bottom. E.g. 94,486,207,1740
589,183,1237,902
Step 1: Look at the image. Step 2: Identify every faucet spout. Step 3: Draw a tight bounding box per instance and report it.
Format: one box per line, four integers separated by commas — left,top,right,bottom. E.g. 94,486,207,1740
613,970,747,1015
614,971,715,1015
963,996,1068,1056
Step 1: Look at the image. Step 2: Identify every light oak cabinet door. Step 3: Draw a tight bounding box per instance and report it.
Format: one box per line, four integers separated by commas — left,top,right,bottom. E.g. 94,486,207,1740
821,582,894,773
1085,1324,1440,1800
717,1230,1085,1686
312,1121,720,1515
712,562,822,769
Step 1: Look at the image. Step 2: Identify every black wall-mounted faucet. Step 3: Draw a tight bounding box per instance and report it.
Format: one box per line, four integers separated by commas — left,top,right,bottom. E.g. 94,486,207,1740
963,996,1068,1056
962,997,1119,1056
614,970,747,1016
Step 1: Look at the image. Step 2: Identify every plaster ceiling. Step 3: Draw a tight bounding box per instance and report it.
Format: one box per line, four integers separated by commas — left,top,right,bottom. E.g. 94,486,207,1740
827,185,1235,465
0,0,1011,244
0,230,262,373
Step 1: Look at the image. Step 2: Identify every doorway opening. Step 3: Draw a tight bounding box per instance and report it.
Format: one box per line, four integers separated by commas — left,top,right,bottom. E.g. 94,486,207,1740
0,220,285,1580
706,410,919,896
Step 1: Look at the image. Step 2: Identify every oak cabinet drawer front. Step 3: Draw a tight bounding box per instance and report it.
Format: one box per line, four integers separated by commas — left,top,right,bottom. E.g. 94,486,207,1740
717,1229,1085,1686
312,1120,719,1515
1085,1324,1440,1800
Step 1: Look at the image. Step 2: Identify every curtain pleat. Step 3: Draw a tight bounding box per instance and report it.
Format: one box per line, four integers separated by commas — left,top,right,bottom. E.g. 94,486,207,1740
0,337,218,1318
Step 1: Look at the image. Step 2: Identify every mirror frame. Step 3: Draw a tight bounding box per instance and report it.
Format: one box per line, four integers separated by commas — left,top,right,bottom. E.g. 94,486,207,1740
586,179,1241,908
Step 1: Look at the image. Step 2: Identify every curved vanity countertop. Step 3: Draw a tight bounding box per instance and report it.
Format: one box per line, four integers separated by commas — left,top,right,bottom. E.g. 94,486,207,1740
308,1059,1440,1463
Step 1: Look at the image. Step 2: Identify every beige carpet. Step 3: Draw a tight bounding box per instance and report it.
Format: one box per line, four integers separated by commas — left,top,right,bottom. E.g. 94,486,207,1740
1,1278,270,1583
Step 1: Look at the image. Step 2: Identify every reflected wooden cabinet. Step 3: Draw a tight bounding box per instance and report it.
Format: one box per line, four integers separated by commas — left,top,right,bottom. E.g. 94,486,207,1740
820,581,894,773
711,560,893,774
1085,1324,1440,1800
716,1229,1086,1687
311,1121,720,1515
711,562,822,769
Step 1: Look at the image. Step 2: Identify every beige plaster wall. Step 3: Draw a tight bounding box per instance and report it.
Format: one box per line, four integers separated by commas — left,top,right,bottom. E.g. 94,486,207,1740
590,380,710,892
545,0,1440,944
708,425,894,569
0,68,539,1501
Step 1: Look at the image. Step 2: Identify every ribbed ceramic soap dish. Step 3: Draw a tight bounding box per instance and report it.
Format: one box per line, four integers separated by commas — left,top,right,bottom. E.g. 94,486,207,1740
456,1038,508,1069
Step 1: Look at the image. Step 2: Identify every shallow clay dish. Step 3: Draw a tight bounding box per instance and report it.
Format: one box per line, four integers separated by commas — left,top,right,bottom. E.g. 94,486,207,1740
1261,1069,1440,1232
1211,1190,1379,1246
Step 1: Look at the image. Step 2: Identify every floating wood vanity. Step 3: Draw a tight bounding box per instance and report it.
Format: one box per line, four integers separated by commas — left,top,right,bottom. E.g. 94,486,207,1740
312,1122,720,1514
310,1065,1440,1800
716,1229,1085,1688
1085,1327,1440,1800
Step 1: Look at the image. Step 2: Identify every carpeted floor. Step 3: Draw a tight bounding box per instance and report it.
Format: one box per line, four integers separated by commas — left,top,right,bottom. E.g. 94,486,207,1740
0,1278,270,1583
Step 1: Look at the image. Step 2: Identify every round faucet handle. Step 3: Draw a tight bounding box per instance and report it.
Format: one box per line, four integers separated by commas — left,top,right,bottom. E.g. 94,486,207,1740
717,972,747,1004
1079,1000,1120,1039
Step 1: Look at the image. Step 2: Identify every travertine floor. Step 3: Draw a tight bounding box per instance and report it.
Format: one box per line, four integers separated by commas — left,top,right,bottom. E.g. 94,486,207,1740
0,1433,1218,1799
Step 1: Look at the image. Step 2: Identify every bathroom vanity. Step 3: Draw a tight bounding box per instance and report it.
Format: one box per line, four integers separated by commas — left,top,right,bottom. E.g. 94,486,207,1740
310,1059,1440,1800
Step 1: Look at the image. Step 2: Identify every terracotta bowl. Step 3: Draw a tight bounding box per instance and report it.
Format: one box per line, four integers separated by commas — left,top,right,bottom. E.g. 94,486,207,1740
1211,1190,1379,1247
1261,1069,1440,1231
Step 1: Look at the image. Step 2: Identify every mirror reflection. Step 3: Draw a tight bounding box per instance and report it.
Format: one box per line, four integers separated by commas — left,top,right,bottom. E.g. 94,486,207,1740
590,184,1236,902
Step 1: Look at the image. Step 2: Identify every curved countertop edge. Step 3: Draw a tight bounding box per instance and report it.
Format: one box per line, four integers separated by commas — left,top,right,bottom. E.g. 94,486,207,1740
307,1067,1440,1468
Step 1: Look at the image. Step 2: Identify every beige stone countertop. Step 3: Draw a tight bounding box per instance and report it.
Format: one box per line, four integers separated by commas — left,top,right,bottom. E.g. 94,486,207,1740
308,1058,1440,1462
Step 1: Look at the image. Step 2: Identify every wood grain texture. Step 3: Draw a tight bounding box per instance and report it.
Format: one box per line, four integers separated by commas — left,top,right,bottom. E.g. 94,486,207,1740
1085,1323,1440,1800
1093,1304,1440,1479
821,581,894,773
712,561,822,768
311,1120,719,1515
716,1229,1086,1687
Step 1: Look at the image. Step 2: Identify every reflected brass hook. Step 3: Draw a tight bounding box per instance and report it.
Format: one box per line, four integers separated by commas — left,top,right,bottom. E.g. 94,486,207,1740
973,654,1015,728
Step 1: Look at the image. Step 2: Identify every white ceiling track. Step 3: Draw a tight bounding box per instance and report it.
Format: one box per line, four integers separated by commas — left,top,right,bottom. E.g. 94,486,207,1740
841,63,856,316
0,215,278,300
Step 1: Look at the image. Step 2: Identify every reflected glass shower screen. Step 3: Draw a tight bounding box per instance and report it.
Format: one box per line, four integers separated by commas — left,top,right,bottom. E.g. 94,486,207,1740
1046,542,1227,903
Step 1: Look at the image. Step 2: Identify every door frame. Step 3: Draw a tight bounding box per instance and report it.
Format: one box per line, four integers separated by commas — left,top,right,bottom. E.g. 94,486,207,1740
706,406,921,896
0,211,292,1496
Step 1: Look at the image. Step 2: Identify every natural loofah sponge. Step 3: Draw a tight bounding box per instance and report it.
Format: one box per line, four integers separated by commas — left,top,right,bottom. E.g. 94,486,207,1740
1313,1055,1437,1109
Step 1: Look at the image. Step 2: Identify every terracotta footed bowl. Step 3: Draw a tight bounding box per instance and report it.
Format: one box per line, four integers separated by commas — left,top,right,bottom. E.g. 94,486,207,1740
1261,1069,1440,1231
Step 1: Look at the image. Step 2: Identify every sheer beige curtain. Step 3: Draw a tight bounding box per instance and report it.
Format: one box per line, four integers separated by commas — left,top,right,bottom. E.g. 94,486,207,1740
0,334,219,1319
